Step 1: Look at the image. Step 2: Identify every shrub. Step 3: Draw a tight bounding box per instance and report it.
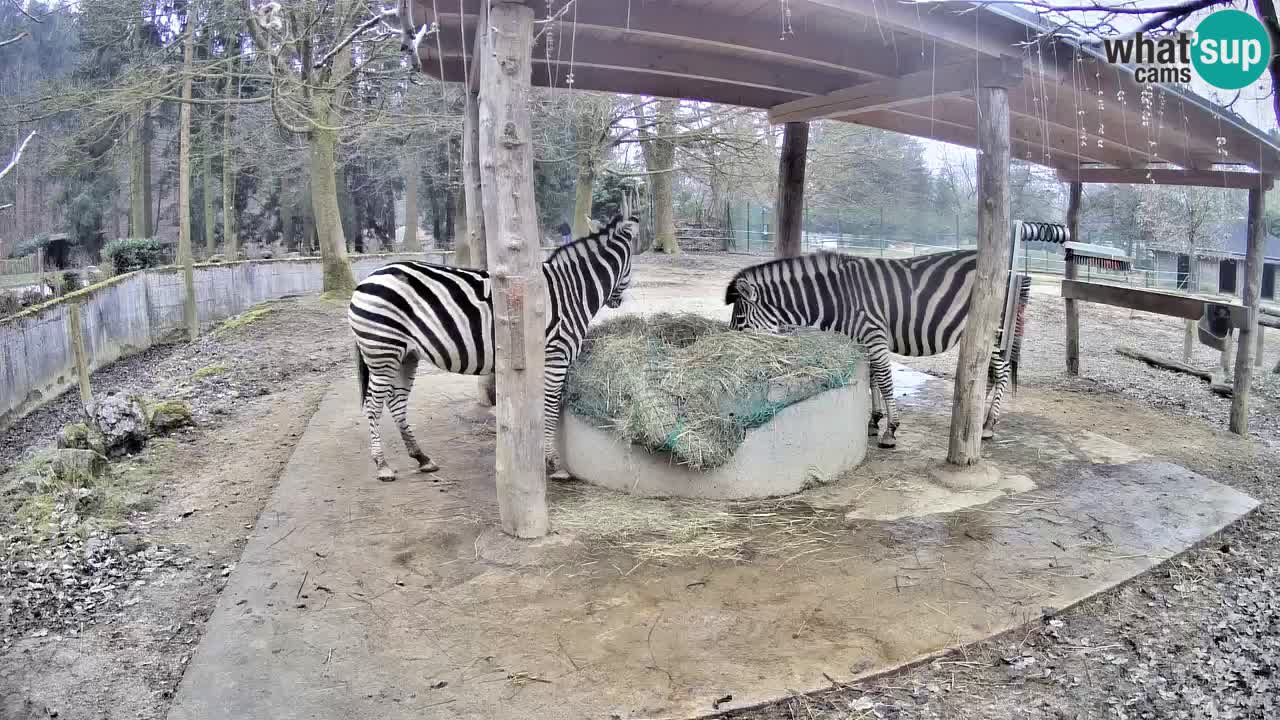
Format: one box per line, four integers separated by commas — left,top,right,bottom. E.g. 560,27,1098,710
102,238,164,273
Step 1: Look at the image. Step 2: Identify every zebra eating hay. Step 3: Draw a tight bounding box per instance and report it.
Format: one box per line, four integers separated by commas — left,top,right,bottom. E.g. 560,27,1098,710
724,249,1031,449
348,210,642,482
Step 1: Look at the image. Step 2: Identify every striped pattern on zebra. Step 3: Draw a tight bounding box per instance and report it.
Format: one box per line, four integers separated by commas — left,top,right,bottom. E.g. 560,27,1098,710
724,249,1030,449
348,212,642,481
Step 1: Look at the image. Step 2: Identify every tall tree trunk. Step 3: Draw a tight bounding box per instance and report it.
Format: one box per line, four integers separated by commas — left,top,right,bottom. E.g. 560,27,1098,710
571,152,596,238
641,99,679,254
129,110,147,237
222,95,238,259
177,23,198,340
307,41,355,291
142,106,154,238
452,186,466,253
202,119,216,257
402,156,420,251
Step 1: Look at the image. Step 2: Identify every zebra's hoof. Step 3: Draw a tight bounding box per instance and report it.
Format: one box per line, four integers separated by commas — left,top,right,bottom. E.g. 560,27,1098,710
377,466,397,482
418,460,440,473
867,424,880,437
549,468,572,482
877,437,897,449
981,427,995,441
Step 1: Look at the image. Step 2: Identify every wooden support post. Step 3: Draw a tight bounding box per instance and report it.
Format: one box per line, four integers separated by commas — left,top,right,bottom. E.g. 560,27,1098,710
1230,182,1267,434
479,1,547,538
774,121,809,258
67,304,92,409
462,1,486,270
1064,181,1082,376
462,4,493,406
1183,319,1195,363
1256,326,1265,368
948,85,1012,466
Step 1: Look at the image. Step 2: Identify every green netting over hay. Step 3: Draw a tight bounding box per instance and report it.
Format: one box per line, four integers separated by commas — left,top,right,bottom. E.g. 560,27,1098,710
564,313,863,471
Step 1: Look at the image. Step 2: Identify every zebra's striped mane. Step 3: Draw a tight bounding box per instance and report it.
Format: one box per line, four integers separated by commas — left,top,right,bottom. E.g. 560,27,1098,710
724,251,848,304
544,214,633,267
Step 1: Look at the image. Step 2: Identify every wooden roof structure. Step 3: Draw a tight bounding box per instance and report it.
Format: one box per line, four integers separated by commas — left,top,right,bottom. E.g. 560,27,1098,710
414,0,1280,178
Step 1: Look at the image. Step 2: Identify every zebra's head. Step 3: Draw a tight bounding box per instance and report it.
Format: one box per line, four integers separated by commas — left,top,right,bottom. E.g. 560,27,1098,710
725,274,780,332
605,210,643,308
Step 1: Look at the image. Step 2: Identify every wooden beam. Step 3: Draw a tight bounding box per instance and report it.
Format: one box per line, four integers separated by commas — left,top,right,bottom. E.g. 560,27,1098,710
948,85,1012,467
1064,182,1082,376
769,56,1023,125
1061,280,1251,326
1230,182,1267,434
852,109,1097,171
67,303,93,409
424,0,914,81
1057,167,1275,190
775,122,808,258
479,1,547,538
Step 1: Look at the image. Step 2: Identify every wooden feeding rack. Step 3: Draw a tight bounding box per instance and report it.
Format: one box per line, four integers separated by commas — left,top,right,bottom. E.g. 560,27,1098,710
1063,243,1132,272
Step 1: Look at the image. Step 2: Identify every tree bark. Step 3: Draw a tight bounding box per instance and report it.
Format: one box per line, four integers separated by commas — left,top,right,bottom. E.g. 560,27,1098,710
222,74,238,259
402,156,420,251
177,24,198,341
641,99,679,254
142,106,154,238
775,121,809,258
202,115,216,257
308,37,356,292
479,1,547,538
571,154,597,238
1230,183,1267,434
461,15,486,269
947,86,1012,467
129,110,147,237
1064,181,1082,375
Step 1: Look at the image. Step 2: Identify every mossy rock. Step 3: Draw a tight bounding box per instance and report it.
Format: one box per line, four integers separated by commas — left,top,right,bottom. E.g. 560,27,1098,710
150,400,195,433
57,421,107,455
21,448,109,490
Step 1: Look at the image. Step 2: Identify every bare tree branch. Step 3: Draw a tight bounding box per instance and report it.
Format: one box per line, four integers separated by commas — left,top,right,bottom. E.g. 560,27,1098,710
0,31,29,48
0,131,37,182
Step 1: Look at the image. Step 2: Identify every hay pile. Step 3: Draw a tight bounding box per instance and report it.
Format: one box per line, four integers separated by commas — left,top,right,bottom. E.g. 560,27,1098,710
565,313,863,470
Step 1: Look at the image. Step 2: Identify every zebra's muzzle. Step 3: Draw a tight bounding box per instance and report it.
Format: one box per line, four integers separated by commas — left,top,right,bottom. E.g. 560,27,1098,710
606,296,623,309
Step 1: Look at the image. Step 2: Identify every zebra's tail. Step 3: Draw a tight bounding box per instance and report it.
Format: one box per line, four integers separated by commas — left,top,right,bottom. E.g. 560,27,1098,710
1009,275,1032,392
356,343,369,404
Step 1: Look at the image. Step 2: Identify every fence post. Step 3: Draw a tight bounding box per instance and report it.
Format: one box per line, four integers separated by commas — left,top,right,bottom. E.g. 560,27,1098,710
67,303,93,409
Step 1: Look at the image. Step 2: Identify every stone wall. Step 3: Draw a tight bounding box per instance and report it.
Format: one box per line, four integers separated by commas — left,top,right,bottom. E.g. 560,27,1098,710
0,251,455,430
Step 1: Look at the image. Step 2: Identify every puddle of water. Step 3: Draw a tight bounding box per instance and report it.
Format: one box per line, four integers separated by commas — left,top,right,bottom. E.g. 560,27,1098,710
890,363,933,397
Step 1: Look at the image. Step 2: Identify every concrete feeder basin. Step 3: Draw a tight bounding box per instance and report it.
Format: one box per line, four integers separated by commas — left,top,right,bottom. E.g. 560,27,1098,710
560,358,870,499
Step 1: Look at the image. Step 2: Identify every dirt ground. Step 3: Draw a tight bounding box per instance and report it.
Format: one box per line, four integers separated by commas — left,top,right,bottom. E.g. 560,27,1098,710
2,253,1279,719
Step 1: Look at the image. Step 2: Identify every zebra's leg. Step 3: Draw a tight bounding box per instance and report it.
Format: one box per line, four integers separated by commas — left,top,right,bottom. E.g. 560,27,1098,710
362,363,398,482
391,352,439,473
982,351,1011,440
866,343,900,449
868,384,885,436
543,347,571,480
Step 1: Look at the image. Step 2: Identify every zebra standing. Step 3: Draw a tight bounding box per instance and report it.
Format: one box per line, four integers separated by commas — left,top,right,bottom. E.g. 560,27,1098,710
348,211,642,481
724,249,1030,449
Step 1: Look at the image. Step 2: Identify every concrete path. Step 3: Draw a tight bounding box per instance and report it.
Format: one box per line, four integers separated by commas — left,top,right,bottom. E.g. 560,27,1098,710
166,370,1258,720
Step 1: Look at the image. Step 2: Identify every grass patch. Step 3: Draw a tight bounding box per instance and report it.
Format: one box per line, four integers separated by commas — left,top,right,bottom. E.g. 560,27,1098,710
214,305,274,335
2,442,168,540
193,363,229,380
320,289,352,303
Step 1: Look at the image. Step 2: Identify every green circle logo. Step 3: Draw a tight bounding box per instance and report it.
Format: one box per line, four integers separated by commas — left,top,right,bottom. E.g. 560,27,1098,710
1192,9,1271,90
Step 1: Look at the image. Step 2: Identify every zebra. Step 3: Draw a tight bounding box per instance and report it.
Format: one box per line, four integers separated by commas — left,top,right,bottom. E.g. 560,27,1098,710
724,249,1030,449
348,210,642,481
